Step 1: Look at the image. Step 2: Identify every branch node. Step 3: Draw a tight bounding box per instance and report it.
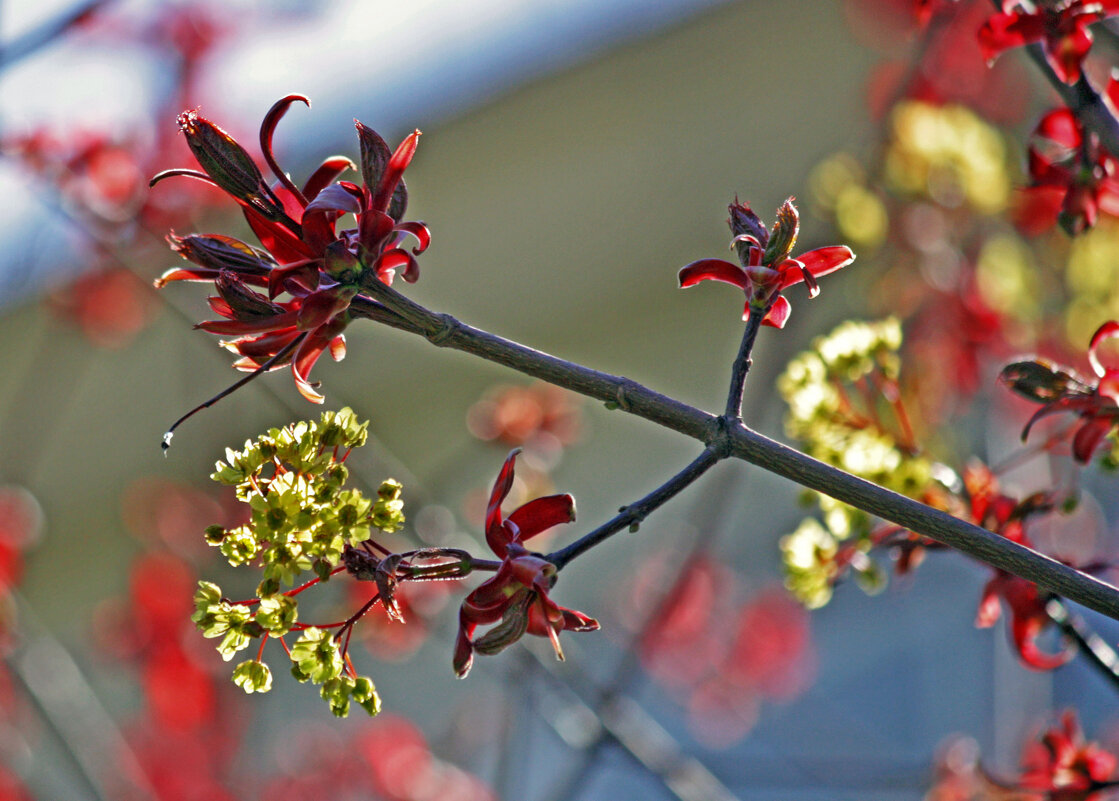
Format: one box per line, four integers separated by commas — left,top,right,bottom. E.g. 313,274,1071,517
707,416,736,459
426,313,460,346
613,382,633,411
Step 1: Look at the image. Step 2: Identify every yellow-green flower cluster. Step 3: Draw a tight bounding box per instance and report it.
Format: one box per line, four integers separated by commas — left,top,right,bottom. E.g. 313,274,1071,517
192,407,400,717
777,319,931,608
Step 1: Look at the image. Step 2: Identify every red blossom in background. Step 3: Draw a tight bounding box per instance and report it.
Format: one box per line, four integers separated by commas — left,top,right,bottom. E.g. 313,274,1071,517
678,198,854,328
453,450,598,678
978,0,1119,84
1017,711,1119,800
618,551,815,747
964,463,1074,670
151,95,428,402
1016,107,1119,236
1000,320,1119,463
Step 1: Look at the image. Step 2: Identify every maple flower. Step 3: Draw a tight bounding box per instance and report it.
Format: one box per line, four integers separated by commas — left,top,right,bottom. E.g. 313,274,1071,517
1019,107,1119,236
150,95,429,403
965,463,1073,670
678,198,854,328
1018,711,1119,800
978,0,1119,84
1000,320,1119,463
453,450,598,678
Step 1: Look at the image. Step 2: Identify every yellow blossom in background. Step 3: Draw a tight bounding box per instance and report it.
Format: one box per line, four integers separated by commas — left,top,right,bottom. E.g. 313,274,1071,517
884,102,1009,214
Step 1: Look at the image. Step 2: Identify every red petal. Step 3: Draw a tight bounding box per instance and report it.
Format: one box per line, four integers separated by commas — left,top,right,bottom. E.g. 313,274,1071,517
394,221,431,255
1035,108,1082,151
259,94,311,204
761,295,791,329
1047,26,1093,85
789,245,855,284
302,156,356,202
1072,417,1113,463
506,494,576,542
678,259,747,289
245,205,314,264
1011,613,1074,670
371,130,421,213
977,11,1046,64
329,334,346,362
1088,320,1119,376
485,450,522,556
375,248,420,284
975,577,1002,627
153,266,221,288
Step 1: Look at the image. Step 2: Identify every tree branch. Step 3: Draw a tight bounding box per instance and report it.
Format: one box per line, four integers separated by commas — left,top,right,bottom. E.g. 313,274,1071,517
350,292,1119,622
547,447,721,569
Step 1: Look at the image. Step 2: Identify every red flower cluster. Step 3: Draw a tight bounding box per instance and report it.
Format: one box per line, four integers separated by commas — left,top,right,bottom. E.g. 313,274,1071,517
979,0,1119,84
1019,711,1118,800
1000,320,1119,463
1018,106,1119,236
152,95,429,402
453,451,598,678
964,463,1073,670
678,198,854,328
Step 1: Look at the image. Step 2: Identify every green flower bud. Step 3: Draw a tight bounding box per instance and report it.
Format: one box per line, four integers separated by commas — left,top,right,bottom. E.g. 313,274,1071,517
232,660,273,694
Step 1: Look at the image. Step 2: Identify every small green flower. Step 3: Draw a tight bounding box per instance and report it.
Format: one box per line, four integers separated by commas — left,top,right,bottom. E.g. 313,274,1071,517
232,660,273,693
220,526,259,566
290,627,343,684
255,593,298,637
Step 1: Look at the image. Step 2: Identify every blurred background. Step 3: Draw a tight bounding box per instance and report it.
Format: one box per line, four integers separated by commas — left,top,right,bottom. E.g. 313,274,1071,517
1,0,1116,799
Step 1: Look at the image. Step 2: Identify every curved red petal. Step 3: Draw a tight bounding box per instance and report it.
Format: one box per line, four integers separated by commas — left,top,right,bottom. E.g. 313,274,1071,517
372,130,421,213
375,248,420,284
506,494,576,542
485,450,522,555
796,245,855,279
259,94,311,205
1072,417,1113,463
302,156,357,202
1088,320,1119,376
678,259,747,289
394,221,431,255
762,295,791,329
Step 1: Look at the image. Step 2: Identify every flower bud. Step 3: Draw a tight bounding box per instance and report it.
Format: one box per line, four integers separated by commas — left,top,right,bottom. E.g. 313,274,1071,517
178,110,282,220
763,197,800,266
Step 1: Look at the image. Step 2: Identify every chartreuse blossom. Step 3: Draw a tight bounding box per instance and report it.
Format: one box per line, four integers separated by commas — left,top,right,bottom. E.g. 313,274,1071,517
191,407,406,717
778,319,944,607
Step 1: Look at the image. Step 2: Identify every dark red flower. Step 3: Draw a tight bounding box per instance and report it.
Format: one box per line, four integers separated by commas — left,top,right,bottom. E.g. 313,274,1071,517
1000,320,1119,463
151,96,429,403
978,1,1119,84
678,198,854,328
453,450,598,678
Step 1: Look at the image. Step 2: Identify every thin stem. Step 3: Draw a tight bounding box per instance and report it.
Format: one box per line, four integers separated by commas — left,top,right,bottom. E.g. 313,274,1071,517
548,447,721,569
350,294,1119,622
724,309,766,419
1044,596,1119,694
161,333,306,451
